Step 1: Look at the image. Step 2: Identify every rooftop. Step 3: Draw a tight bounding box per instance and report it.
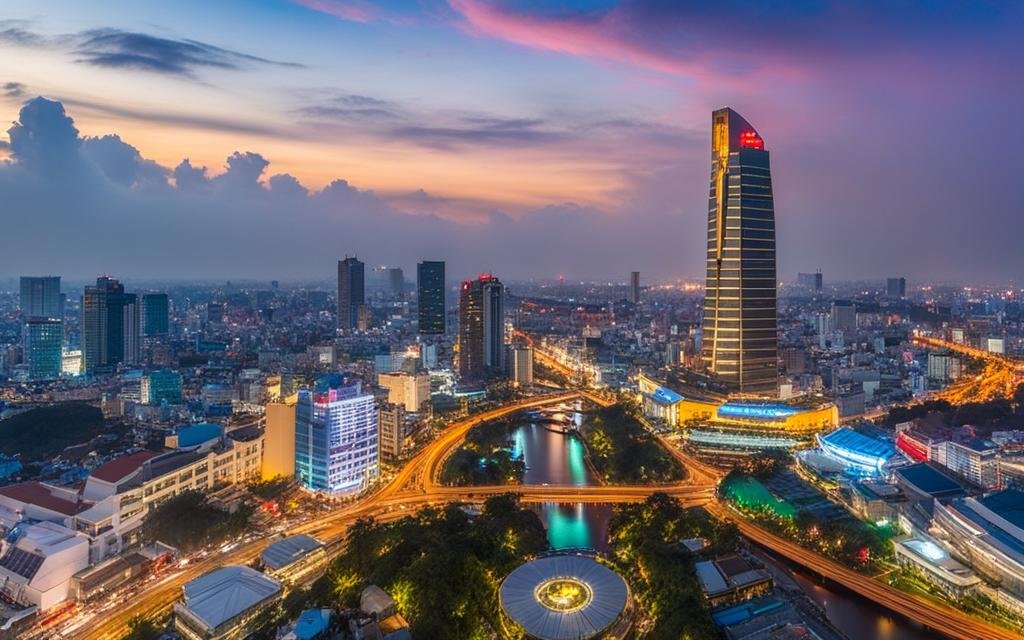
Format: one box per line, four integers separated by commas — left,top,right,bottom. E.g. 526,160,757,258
90,451,159,483
175,423,223,448
181,565,281,630
979,489,1024,531
895,463,966,498
819,428,895,461
0,482,85,516
260,535,324,570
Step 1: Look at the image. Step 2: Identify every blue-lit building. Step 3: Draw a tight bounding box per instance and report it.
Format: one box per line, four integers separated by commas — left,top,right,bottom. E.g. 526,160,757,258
295,375,378,496
23,317,63,380
717,401,800,421
815,427,896,477
142,369,182,405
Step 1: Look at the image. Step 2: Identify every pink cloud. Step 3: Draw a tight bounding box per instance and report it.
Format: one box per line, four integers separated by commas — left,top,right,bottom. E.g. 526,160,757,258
293,0,377,24
446,0,709,77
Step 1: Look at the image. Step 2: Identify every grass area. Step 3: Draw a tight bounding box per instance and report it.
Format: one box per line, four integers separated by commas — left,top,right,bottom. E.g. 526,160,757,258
140,490,252,553
440,417,524,486
582,404,685,485
609,493,739,639
720,475,796,519
299,494,547,639
0,403,107,461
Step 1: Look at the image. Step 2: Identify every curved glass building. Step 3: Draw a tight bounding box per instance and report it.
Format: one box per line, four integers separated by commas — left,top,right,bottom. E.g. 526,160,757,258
701,108,778,396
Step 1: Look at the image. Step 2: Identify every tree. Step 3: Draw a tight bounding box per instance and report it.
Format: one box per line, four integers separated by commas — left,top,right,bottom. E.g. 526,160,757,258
122,616,161,640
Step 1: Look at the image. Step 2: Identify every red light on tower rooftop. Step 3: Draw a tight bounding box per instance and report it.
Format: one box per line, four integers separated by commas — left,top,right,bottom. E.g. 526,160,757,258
739,130,764,150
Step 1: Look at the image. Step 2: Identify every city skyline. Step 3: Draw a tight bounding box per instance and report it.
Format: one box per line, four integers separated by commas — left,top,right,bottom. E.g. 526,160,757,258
2,2,1024,283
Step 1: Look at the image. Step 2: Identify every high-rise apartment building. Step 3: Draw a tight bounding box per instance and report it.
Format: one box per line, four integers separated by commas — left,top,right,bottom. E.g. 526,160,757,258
24,317,63,380
294,375,378,496
123,294,140,366
19,276,62,318
387,267,404,298
509,345,534,387
417,261,446,335
797,271,823,292
141,293,170,337
458,274,504,381
337,257,365,329
82,277,132,375
831,300,857,333
630,271,640,304
700,108,778,395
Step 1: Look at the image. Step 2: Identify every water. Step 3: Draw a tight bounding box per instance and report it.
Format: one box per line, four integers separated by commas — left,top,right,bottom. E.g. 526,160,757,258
511,421,612,551
510,411,945,639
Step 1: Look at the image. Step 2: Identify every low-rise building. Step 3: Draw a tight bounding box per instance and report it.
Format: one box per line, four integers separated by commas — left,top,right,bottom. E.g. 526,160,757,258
695,555,772,608
893,535,980,599
0,521,90,611
259,535,326,586
174,565,281,640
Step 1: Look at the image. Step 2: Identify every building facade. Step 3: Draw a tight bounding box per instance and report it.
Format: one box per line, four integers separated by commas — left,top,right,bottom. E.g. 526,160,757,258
141,293,169,337
700,108,778,396
337,257,365,330
19,276,62,319
458,274,504,381
294,376,379,496
417,260,445,334
24,317,63,380
82,277,130,375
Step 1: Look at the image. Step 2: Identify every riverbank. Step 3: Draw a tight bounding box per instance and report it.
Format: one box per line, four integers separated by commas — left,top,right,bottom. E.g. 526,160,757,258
581,403,686,485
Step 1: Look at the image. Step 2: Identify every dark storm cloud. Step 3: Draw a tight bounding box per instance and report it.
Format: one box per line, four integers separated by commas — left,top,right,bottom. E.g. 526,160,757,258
74,29,303,77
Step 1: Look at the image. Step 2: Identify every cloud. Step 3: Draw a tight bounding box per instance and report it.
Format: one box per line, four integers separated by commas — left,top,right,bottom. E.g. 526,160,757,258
80,134,168,188
74,28,303,77
2,82,26,98
293,0,380,24
0,22,302,80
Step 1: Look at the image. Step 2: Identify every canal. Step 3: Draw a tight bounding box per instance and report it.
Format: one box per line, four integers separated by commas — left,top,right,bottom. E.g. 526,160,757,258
510,408,946,639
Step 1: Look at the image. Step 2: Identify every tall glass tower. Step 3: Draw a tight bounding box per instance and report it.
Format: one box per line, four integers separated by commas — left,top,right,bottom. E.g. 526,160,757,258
417,261,445,335
337,257,365,329
701,108,778,396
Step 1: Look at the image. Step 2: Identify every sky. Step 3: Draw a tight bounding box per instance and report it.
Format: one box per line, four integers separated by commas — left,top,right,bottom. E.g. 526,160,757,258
1,1,1022,284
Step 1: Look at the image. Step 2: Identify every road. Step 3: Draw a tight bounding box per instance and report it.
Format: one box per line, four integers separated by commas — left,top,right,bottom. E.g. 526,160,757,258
68,388,1022,640
72,390,712,640
912,334,1022,404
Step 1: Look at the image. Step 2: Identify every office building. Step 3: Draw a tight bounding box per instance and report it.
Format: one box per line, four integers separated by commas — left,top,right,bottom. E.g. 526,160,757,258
337,257,365,329
294,375,378,496
377,371,430,412
23,317,63,380
458,274,504,381
378,402,408,459
82,277,132,375
174,566,281,640
19,276,62,318
141,293,169,337
629,271,640,304
417,260,446,335
386,267,404,298
141,369,182,405
797,271,823,292
122,293,140,366
509,345,534,387
927,351,962,382
262,400,297,481
887,277,907,298
831,300,857,333
700,108,778,395
934,438,1000,489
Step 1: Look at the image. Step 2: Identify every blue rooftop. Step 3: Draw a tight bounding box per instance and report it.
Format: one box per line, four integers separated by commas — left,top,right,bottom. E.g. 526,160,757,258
895,463,965,497
292,608,331,640
820,427,895,460
176,423,223,448
651,386,684,405
979,489,1024,530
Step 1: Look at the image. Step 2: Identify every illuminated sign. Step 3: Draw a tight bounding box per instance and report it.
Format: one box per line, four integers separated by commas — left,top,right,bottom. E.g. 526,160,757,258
739,130,764,150
718,402,799,420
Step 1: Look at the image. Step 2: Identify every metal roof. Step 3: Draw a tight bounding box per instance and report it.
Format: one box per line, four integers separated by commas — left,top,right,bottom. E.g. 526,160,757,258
819,427,894,460
260,535,324,570
181,565,280,630
499,555,628,640
650,386,684,405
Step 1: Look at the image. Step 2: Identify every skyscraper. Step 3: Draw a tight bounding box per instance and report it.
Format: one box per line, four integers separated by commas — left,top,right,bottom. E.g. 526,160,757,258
701,108,778,395
337,257,365,329
19,276,61,318
24,317,63,380
294,375,379,496
123,293,140,366
630,271,640,304
417,260,445,335
82,276,131,374
458,274,504,381
387,267,404,298
142,293,170,337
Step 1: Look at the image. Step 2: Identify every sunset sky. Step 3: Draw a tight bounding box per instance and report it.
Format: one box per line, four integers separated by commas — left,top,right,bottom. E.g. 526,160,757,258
2,1,1022,282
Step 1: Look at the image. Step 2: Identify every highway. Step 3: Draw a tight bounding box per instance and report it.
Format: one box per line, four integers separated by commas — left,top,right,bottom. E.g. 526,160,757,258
912,334,1022,404
63,388,1023,640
